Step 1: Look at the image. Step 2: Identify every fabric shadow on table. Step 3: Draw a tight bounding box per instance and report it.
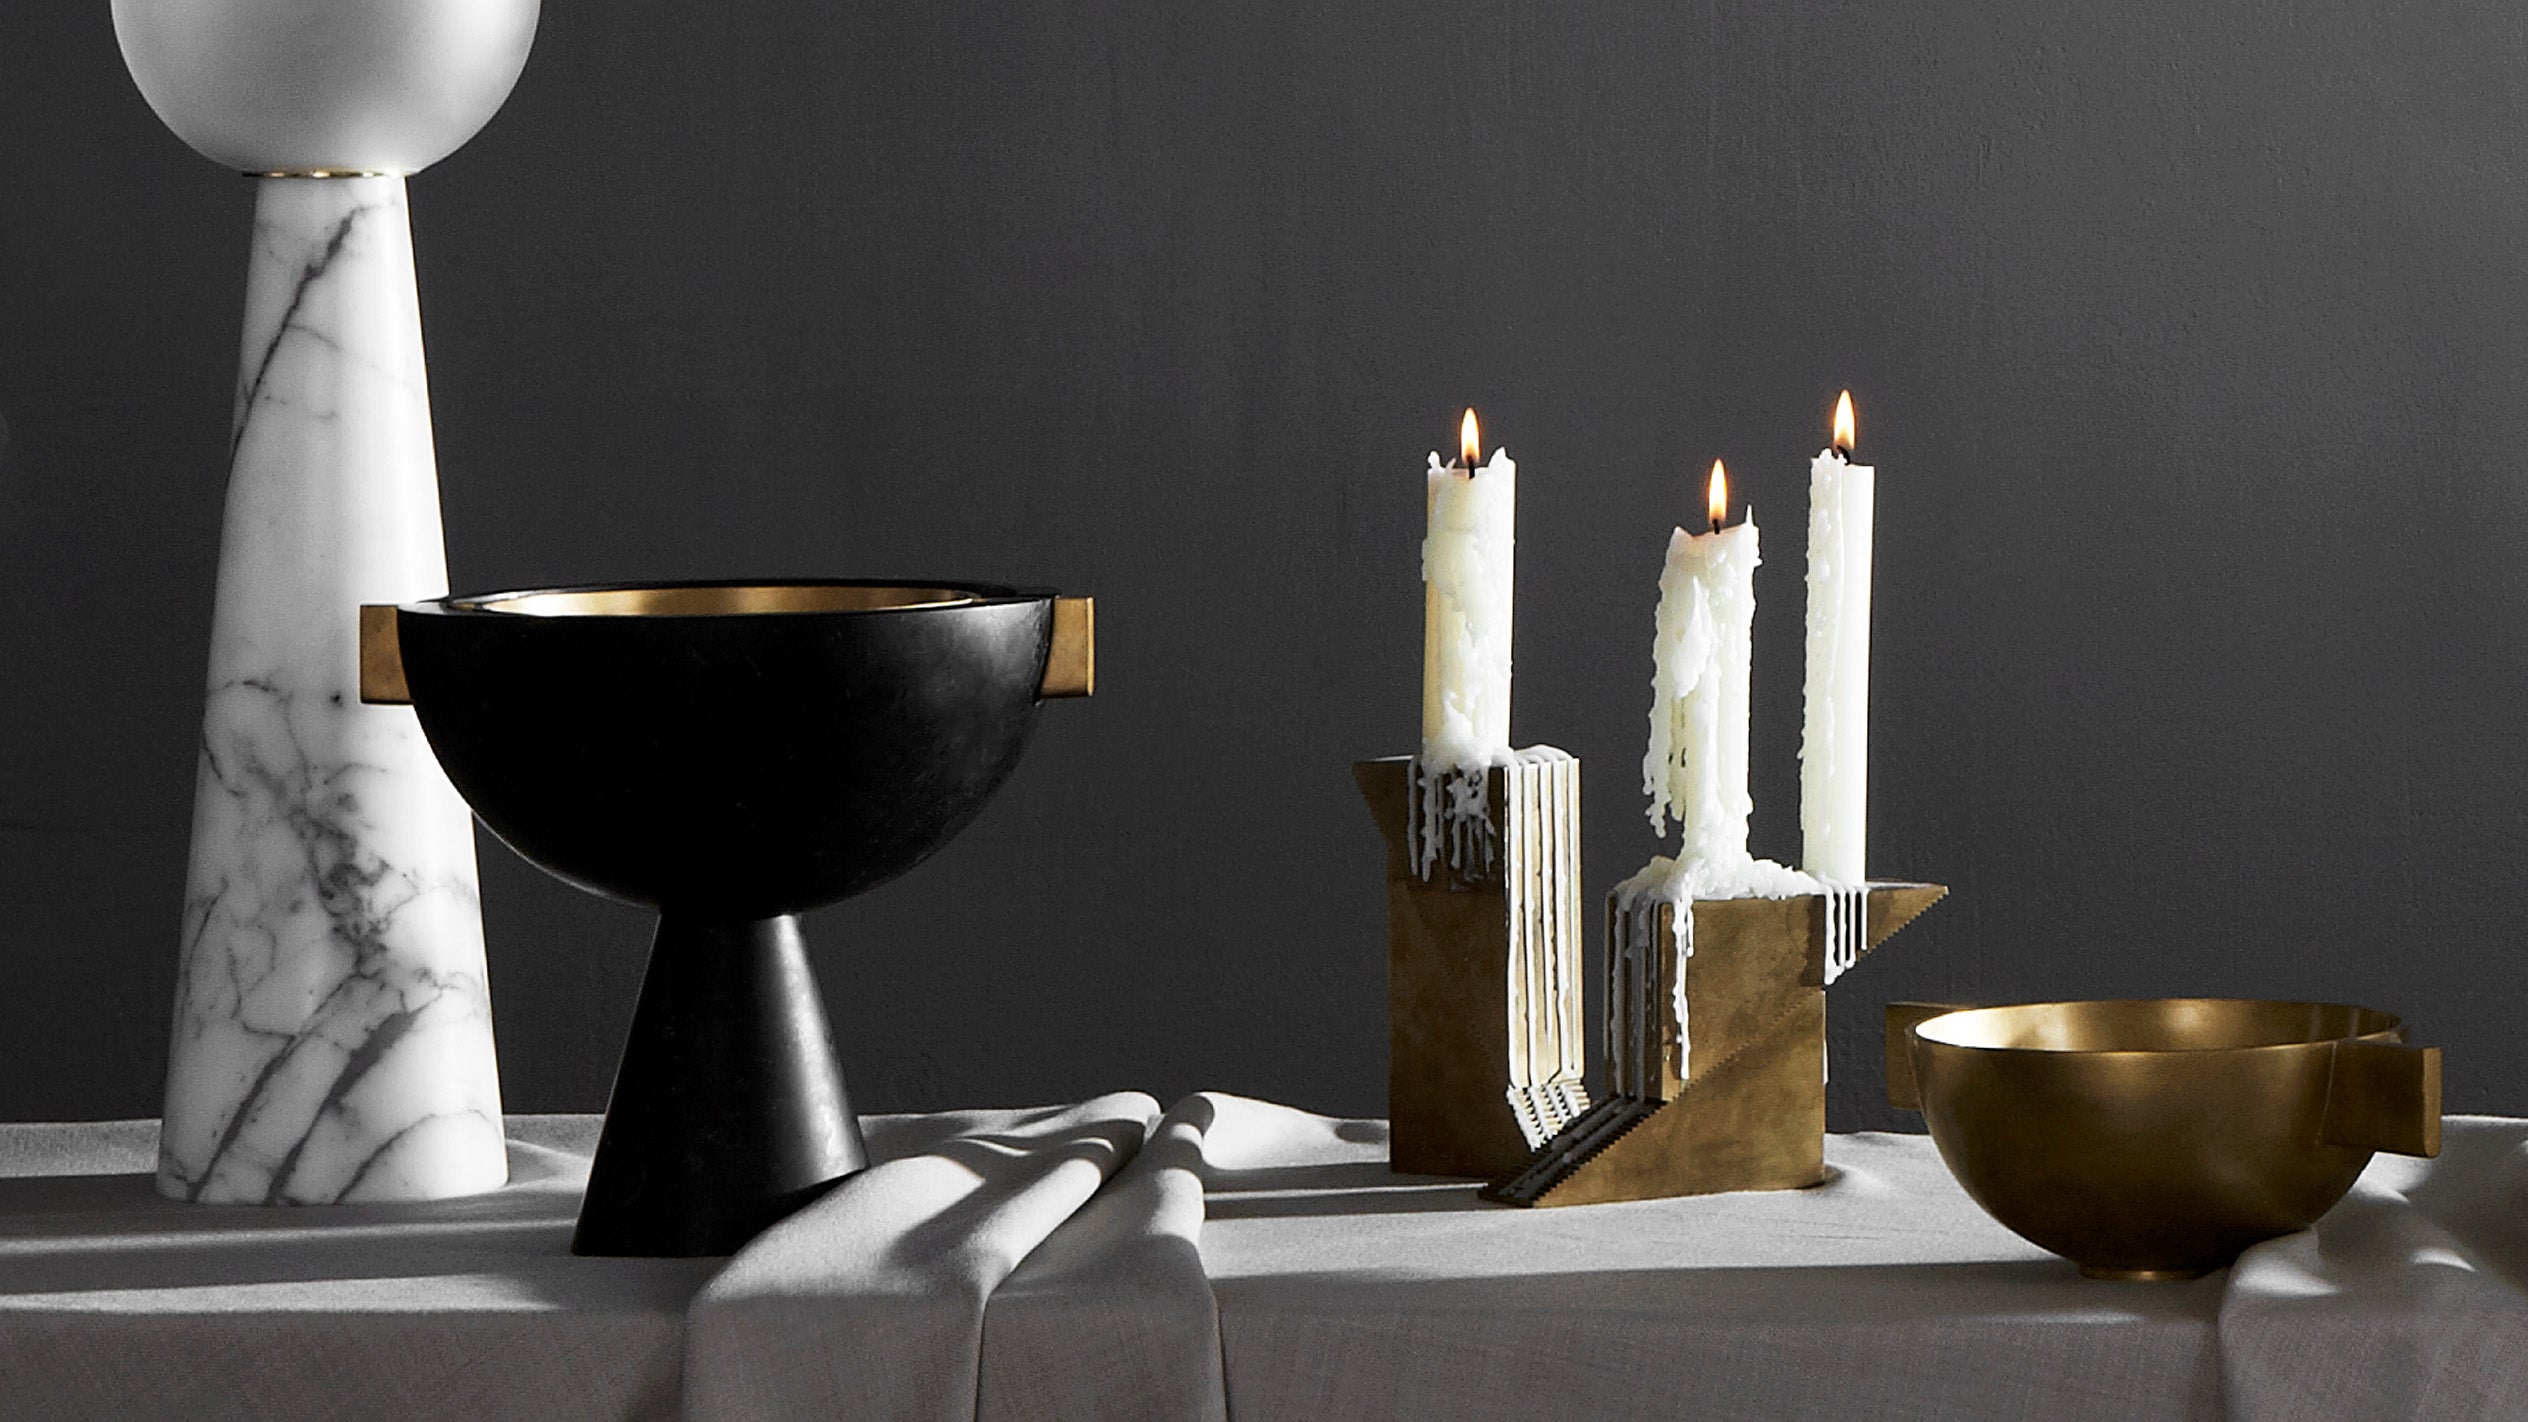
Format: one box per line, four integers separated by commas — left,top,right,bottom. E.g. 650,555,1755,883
1190,1107,2227,1422
12,1106,2528,1419
0,1116,709,1422
680,1090,1160,1422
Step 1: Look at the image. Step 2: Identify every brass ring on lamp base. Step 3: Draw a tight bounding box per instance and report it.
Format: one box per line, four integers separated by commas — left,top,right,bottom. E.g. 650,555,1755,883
248,169,397,179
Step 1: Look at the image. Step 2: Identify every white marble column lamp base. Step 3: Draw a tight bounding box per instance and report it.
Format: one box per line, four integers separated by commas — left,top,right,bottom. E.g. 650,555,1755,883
116,0,538,1205
157,177,506,1204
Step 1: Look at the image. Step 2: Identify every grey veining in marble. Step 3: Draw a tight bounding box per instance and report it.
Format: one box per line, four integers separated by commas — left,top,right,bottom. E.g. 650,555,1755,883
158,176,505,1204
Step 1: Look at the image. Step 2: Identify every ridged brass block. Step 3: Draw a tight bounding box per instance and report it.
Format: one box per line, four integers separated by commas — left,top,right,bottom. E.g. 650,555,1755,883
1357,756,1590,1178
1489,882,1945,1207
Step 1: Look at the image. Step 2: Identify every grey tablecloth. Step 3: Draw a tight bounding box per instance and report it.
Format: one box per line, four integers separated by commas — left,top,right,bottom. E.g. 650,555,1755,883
4,1104,2524,1420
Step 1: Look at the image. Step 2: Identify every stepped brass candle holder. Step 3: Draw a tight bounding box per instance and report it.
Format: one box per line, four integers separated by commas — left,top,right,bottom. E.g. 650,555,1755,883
1487,880,1944,1206
1356,755,1591,1177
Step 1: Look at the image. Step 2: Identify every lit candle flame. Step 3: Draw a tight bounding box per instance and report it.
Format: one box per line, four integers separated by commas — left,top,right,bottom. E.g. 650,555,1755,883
1832,390,1856,455
1707,459,1728,533
1460,408,1483,470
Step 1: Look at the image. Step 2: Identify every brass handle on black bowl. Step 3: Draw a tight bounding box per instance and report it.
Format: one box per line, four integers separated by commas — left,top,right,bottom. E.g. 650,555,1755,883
1040,596,1093,698
360,605,410,705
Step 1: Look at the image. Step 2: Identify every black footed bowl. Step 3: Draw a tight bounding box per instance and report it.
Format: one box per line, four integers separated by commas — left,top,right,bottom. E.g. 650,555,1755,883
361,580,1093,1256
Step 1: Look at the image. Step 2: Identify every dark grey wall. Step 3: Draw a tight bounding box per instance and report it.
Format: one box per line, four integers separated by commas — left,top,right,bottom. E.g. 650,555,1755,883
5,2,2525,1131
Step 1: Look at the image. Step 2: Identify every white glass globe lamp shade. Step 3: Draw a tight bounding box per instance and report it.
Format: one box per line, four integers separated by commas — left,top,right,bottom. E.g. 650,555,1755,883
113,0,539,174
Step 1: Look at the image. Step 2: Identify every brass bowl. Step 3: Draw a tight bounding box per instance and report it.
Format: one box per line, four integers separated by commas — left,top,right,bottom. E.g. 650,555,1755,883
1886,999,2441,1280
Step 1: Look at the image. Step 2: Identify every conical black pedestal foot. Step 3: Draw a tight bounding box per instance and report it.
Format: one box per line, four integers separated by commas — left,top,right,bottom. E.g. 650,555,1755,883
572,914,867,1256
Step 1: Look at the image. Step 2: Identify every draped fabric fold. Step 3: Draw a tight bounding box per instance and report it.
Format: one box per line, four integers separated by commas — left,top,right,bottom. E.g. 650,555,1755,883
977,1093,1231,1422
682,1091,1391,1421
681,1092,1160,1422
2221,1117,2528,1421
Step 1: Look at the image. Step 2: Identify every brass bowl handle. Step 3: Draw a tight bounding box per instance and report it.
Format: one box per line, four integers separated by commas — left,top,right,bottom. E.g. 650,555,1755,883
2321,1039,2442,1158
1885,1001,1969,1110
1040,596,1094,698
359,605,410,705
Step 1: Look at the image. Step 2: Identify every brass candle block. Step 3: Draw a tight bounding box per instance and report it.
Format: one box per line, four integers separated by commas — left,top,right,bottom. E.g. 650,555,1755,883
1486,881,1945,1207
1355,755,1591,1177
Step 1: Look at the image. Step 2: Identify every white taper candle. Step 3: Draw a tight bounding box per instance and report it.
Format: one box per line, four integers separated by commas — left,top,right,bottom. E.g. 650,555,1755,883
1421,409,1516,770
1644,461,1758,873
1800,391,1874,882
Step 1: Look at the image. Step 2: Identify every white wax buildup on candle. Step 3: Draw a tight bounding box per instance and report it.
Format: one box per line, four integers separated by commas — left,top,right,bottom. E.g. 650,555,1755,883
1800,424,1875,884
1628,500,1819,1074
1414,439,1521,876
1406,743,1573,881
1421,446,1516,769
1642,514,1758,873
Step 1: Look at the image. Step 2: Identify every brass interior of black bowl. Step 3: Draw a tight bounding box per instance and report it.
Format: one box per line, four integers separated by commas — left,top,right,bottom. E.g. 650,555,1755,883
457,584,982,616
1918,998,2404,1054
